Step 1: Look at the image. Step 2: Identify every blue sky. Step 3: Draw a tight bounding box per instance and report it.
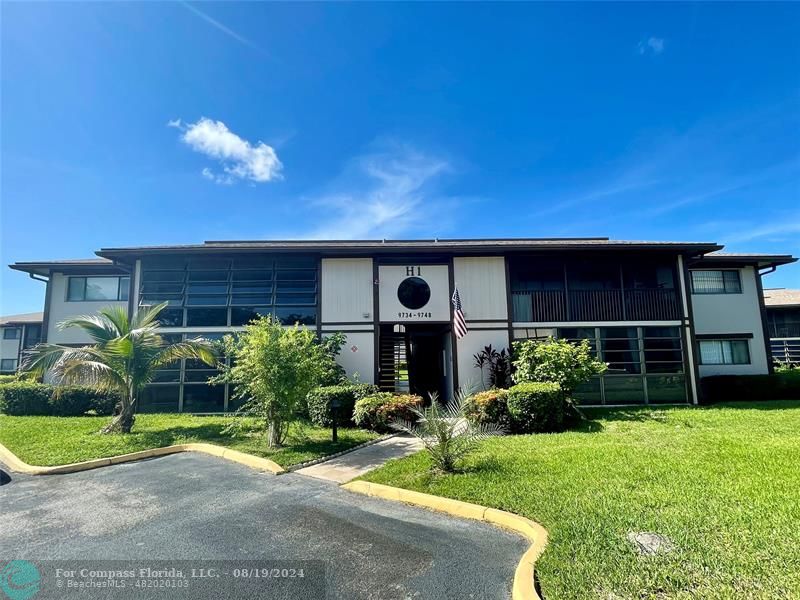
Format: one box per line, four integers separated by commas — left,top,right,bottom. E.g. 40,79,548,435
1,2,798,314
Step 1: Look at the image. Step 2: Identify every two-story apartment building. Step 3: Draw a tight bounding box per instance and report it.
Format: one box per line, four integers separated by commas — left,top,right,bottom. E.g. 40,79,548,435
0,312,43,374
9,238,796,411
763,289,800,365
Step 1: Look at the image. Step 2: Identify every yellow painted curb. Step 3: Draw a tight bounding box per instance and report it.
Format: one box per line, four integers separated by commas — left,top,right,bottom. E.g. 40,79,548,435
342,480,548,600
0,441,284,476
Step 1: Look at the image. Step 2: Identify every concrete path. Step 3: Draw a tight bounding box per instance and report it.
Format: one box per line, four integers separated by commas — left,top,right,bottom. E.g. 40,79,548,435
0,453,525,599
296,434,423,483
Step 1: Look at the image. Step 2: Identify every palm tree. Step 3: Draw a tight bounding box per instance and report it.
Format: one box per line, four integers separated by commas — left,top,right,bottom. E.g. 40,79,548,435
21,303,217,433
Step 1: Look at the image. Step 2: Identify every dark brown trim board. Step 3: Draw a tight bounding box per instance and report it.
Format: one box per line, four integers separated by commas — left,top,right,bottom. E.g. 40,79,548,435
695,333,754,340
680,254,703,404
448,256,459,393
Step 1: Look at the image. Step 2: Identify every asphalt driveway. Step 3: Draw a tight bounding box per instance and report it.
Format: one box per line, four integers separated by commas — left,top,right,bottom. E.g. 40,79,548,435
0,454,526,599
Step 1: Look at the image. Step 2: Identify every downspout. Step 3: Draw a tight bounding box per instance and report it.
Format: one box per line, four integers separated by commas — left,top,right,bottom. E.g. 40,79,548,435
756,265,777,373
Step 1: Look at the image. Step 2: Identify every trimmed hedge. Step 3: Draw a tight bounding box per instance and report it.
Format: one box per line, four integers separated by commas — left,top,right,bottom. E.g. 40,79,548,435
700,373,800,404
353,392,423,433
0,382,52,415
464,389,511,429
0,382,119,416
507,381,565,433
50,387,120,416
306,383,378,427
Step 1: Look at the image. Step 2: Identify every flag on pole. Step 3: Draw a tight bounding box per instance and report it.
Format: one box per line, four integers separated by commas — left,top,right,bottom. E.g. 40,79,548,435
452,287,468,339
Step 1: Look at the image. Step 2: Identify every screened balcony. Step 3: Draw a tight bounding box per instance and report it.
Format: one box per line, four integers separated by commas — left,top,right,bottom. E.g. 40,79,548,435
510,258,682,322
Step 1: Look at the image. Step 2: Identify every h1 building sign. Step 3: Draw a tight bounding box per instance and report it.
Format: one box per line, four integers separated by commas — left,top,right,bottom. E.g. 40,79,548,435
378,264,451,322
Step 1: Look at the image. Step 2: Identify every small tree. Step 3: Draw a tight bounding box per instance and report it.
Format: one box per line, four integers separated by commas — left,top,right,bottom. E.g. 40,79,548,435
512,338,607,394
391,389,504,473
20,303,217,433
217,316,328,448
318,332,348,385
473,344,512,389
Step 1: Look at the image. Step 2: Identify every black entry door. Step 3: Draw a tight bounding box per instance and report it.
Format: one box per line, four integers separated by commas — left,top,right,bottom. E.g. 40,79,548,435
407,326,447,402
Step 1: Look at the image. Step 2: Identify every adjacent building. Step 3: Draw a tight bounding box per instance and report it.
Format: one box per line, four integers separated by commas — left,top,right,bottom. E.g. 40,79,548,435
763,289,800,365
0,312,43,374
8,238,796,411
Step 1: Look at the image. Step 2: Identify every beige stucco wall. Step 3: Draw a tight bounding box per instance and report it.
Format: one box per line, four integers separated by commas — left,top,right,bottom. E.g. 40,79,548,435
453,257,508,321
691,266,769,376
321,258,374,324
46,272,127,344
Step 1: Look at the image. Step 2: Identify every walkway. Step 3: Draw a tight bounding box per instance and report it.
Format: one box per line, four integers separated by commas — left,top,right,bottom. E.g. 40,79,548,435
295,434,423,483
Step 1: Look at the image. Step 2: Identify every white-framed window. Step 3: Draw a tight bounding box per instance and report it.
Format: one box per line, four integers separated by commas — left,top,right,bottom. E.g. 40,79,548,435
2,327,20,340
0,358,17,372
690,270,742,294
67,276,130,302
698,339,750,365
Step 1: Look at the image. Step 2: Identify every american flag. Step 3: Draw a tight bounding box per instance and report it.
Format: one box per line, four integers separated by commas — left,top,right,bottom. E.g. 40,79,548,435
452,287,468,339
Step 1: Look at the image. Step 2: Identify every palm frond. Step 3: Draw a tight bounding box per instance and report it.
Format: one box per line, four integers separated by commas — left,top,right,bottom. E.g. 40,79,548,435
132,302,168,329
19,343,74,375
390,387,505,472
56,359,126,392
56,314,121,344
98,305,132,336
151,339,218,370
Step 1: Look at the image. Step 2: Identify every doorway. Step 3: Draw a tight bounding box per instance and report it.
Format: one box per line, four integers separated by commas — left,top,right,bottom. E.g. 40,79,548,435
378,324,453,402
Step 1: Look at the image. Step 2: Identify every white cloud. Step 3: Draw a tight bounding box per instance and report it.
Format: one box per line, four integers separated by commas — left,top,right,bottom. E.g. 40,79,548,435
201,167,234,185
303,146,453,239
172,117,283,184
639,37,665,55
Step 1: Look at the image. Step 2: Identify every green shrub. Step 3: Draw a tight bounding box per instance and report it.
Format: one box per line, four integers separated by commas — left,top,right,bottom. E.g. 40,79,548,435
507,381,565,433
512,338,606,394
0,374,19,385
306,383,378,427
700,373,800,404
0,383,119,416
464,389,511,428
353,392,423,433
50,387,120,416
0,382,52,415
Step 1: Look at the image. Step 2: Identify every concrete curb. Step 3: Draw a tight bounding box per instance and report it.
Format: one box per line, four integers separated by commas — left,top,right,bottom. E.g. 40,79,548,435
0,441,285,475
341,480,548,600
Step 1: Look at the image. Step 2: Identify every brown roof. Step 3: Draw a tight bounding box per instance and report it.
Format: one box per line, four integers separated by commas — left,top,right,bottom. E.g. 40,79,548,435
95,237,724,259
0,312,43,326
9,258,123,277
763,289,800,308
698,252,797,269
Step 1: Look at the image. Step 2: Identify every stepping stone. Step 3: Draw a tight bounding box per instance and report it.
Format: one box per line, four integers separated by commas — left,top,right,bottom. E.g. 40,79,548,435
627,531,675,555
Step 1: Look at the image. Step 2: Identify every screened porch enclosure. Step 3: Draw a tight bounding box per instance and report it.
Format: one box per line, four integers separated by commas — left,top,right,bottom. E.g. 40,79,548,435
512,325,689,405
510,256,682,322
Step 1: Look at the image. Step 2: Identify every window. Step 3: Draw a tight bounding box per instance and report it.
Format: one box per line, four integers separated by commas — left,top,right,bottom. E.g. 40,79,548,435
698,340,750,365
3,327,20,340
690,270,741,294
138,254,319,330
23,325,42,349
67,276,130,301
0,359,17,372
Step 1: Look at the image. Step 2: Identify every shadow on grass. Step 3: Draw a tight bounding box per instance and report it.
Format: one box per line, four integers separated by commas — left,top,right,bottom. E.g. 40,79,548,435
110,423,232,448
699,400,800,411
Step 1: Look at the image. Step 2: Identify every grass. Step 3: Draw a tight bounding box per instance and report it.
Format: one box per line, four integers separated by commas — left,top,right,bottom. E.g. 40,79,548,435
362,401,800,599
0,413,379,468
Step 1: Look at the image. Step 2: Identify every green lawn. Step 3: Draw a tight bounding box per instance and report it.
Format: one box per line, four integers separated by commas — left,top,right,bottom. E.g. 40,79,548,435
362,401,800,599
0,413,379,468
